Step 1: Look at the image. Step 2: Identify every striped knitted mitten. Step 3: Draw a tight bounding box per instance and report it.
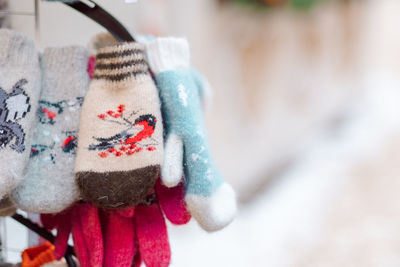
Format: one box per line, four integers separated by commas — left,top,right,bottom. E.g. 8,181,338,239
13,46,89,213
145,37,237,232
0,29,41,199
75,43,163,209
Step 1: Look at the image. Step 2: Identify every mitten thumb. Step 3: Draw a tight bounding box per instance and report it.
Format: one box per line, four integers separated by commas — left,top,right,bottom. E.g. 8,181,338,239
161,133,184,187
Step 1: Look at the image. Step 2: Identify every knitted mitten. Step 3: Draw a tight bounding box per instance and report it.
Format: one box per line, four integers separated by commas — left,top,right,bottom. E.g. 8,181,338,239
75,43,163,209
13,46,89,213
0,29,41,199
145,38,237,232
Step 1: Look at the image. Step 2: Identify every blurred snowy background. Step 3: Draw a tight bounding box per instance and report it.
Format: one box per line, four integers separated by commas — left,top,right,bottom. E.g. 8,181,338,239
3,0,400,266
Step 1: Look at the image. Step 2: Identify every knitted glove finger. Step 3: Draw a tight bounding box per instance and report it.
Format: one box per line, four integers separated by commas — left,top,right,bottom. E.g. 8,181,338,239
103,210,136,267
161,132,184,187
71,208,90,267
40,214,58,230
135,203,170,267
155,178,191,225
77,203,103,267
53,216,71,260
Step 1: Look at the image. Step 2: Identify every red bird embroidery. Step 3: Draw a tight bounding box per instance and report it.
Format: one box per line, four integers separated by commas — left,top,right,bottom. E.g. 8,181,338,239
89,105,158,158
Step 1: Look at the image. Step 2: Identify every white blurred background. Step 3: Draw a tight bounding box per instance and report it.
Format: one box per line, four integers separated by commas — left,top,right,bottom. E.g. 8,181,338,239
3,0,400,266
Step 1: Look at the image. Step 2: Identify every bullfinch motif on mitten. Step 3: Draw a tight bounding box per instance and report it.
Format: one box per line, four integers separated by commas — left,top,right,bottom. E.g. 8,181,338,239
145,38,237,232
12,46,89,213
75,42,163,209
0,29,41,199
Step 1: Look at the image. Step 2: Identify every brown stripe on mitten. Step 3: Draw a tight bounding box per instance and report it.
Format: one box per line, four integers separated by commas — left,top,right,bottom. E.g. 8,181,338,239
75,43,163,209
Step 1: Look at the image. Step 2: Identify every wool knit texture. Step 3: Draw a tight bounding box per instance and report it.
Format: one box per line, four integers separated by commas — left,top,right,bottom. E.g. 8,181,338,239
135,203,170,267
71,203,104,267
0,29,41,199
102,209,136,267
21,242,56,267
75,42,163,209
155,178,191,225
145,37,237,231
190,67,213,110
12,46,89,213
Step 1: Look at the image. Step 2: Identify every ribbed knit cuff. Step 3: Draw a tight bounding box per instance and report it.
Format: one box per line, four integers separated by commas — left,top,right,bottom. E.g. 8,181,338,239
145,37,190,74
93,42,150,82
0,29,39,66
42,46,89,73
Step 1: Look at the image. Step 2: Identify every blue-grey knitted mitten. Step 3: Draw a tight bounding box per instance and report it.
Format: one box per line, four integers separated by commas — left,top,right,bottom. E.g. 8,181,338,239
145,37,236,232
13,46,89,213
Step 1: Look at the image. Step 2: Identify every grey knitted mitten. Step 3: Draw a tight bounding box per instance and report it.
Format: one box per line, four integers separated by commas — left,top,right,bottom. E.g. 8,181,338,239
0,29,41,199
13,46,90,213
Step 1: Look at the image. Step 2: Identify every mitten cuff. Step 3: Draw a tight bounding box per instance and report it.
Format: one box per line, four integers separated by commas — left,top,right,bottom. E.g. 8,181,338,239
42,46,89,73
93,42,150,82
0,29,39,66
145,37,190,74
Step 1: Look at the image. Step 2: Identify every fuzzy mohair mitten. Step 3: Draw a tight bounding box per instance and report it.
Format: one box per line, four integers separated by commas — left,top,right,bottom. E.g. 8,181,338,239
145,37,237,232
0,29,41,199
75,42,163,209
12,46,89,213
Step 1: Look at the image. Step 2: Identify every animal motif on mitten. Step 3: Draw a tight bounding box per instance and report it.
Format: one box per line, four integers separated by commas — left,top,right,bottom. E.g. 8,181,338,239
75,42,163,209
12,46,89,214
88,105,158,158
0,79,31,152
